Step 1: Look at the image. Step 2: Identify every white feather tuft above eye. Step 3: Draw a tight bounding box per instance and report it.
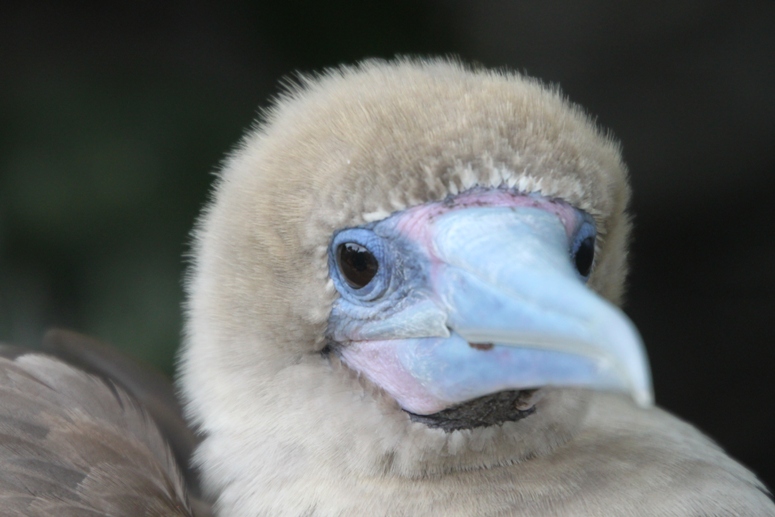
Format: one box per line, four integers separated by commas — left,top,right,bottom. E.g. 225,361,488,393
363,210,392,223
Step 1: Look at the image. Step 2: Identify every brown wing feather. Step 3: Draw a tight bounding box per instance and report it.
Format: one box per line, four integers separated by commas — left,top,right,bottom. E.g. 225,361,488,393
40,328,203,498
0,353,194,516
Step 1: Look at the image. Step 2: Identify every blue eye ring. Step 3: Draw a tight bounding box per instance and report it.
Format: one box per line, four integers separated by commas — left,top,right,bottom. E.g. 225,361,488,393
329,228,392,302
570,215,596,281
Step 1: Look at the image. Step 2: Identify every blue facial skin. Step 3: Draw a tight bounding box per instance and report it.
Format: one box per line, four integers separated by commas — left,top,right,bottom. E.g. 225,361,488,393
326,202,653,412
327,217,442,343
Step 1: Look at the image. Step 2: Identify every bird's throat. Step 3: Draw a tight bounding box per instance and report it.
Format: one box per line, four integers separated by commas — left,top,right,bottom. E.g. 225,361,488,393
406,389,540,432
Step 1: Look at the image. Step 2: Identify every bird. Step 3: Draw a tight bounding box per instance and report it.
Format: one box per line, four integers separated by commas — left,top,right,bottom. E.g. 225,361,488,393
177,58,774,516
1,58,773,516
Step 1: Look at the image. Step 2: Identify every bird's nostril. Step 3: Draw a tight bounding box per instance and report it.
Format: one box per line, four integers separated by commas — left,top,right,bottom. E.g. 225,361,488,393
468,342,494,351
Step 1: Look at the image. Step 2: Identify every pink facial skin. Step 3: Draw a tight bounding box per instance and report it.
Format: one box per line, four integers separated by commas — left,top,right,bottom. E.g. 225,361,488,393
338,337,448,414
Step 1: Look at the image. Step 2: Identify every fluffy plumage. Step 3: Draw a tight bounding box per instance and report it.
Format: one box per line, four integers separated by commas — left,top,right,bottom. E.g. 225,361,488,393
174,58,773,516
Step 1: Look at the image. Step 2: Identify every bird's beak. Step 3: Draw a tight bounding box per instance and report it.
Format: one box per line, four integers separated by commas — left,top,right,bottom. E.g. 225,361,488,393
338,206,653,416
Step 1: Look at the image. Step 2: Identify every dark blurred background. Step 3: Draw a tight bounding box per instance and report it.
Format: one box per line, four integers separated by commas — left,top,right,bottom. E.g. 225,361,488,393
1,0,773,489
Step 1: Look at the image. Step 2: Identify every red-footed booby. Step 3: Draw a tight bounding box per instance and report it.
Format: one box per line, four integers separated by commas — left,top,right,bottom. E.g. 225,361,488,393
0,59,771,516
177,59,773,516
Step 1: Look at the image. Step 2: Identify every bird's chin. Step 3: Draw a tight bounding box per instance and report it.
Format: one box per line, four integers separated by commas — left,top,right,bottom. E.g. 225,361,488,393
405,389,543,432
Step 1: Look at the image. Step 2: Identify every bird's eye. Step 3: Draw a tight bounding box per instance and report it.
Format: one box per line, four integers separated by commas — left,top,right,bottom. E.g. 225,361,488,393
570,214,596,281
330,228,392,302
573,236,595,279
337,242,379,289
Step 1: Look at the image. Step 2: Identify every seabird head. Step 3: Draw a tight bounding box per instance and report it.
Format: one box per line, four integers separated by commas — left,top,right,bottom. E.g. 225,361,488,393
179,58,651,514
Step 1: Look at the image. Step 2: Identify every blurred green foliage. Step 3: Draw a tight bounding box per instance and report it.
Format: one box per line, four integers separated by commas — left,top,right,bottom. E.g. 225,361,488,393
0,72,253,373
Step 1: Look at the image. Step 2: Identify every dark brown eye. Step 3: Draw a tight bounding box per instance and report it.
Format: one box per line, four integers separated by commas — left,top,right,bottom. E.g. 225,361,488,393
337,242,379,289
574,236,595,278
